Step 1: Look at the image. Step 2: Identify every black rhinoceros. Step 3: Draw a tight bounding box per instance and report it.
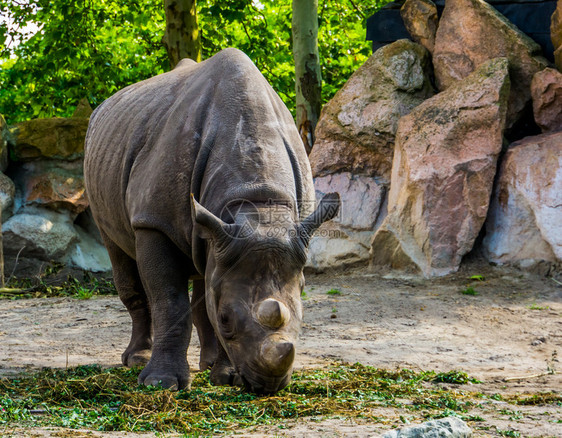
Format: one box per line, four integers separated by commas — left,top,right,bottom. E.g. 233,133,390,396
84,48,339,393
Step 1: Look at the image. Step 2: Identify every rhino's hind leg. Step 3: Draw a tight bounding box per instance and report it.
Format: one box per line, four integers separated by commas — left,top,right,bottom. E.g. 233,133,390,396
135,229,193,391
192,279,218,371
102,233,152,367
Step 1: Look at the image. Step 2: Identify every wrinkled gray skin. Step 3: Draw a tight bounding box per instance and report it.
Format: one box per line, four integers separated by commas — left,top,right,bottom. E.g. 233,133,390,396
84,48,340,393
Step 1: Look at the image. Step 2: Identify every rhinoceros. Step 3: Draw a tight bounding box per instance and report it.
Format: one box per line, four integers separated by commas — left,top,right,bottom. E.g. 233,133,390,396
84,48,339,393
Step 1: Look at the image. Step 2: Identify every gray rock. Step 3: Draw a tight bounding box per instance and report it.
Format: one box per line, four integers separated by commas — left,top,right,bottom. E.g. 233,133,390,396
64,224,111,272
382,416,472,438
307,39,432,271
306,173,386,270
3,206,112,272
3,208,78,260
483,131,562,273
309,39,434,181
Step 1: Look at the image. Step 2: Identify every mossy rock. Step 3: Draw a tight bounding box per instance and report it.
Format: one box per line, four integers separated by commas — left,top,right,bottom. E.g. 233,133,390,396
11,117,89,161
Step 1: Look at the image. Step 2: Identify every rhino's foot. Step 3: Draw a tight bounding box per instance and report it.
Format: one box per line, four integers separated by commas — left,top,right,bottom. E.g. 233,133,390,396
209,361,243,387
138,359,191,391
122,348,152,367
199,359,214,372
199,346,217,371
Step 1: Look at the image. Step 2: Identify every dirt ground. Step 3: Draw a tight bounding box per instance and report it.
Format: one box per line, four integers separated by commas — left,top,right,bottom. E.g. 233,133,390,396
1,261,561,437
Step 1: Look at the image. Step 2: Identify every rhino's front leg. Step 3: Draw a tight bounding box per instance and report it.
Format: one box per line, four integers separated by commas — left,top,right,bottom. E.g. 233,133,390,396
135,229,193,390
192,278,218,371
210,341,243,387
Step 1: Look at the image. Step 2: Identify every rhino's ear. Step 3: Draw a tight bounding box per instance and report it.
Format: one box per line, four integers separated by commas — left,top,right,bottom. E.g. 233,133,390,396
297,192,340,247
190,194,233,242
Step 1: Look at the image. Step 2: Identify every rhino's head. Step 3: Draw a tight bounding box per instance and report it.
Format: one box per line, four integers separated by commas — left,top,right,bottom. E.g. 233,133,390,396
191,193,340,393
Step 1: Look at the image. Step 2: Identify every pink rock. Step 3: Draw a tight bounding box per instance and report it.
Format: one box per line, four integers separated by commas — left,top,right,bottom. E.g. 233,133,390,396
371,58,510,277
26,172,87,215
483,132,562,272
13,161,88,215
433,0,548,129
309,39,433,182
532,68,562,133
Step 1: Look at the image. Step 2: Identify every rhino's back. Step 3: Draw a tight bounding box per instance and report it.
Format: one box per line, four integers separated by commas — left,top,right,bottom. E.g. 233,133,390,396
84,48,314,260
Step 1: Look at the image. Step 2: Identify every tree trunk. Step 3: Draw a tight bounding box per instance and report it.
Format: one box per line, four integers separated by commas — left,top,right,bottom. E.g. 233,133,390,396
292,0,322,154
164,0,201,68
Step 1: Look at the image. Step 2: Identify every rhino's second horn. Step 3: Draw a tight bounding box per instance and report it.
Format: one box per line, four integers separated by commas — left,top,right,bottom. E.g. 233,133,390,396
260,337,295,374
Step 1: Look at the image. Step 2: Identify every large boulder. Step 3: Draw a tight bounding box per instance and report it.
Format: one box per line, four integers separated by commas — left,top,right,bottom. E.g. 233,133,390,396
433,0,549,129
307,173,386,270
64,224,112,273
371,58,510,277
10,159,87,214
309,39,434,181
306,39,433,270
2,206,111,272
3,208,79,260
400,0,439,53
11,117,89,161
483,131,562,274
532,67,562,133
553,0,562,71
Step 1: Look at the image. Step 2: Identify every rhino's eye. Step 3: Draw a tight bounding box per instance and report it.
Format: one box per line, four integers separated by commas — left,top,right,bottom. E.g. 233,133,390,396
220,312,235,339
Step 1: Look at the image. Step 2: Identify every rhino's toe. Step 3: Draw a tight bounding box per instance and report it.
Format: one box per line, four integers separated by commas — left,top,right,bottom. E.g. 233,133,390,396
122,349,152,367
199,359,214,372
138,359,191,391
139,371,191,391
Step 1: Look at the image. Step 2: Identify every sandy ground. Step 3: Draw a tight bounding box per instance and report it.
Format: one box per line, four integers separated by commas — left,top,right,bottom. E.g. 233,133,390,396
1,261,561,437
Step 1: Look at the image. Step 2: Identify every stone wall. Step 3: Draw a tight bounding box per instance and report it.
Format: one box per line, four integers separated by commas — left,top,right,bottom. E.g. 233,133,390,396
308,0,562,277
0,102,111,277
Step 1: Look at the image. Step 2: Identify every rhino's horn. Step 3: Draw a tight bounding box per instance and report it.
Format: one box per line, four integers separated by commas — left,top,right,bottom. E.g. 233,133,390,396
256,298,290,329
260,336,295,375
297,192,341,247
190,194,234,242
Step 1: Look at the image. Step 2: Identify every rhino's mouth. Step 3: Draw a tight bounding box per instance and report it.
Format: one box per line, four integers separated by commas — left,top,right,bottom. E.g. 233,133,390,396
239,366,292,394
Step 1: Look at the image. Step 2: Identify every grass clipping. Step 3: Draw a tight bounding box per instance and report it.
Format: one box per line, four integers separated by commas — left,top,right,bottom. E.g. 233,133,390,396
0,364,560,434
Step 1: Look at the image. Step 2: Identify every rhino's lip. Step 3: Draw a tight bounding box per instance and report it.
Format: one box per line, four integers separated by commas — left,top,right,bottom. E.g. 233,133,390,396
239,365,292,394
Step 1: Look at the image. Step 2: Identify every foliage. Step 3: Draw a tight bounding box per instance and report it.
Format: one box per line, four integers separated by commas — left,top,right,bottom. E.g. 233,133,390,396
0,0,168,123
460,286,479,296
0,265,117,300
326,288,341,295
1,363,559,433
0,363,492,433
0,0,393,124
431,370,481,385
